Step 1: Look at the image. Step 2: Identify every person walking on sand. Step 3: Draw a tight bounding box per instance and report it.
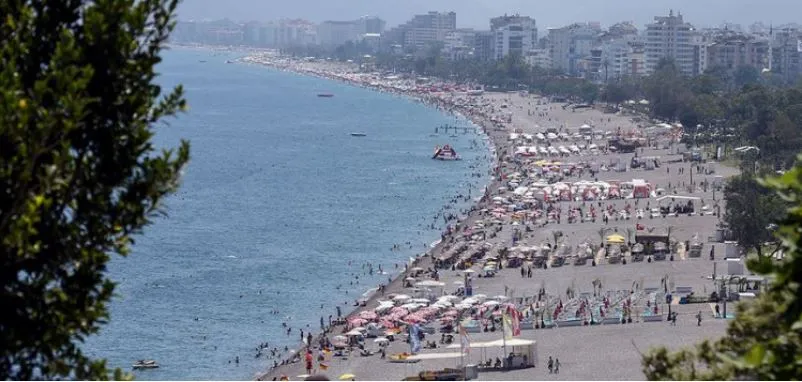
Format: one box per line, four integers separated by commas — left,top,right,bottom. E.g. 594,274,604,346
555,358,560,374
547,356,554,374
696,311,702,326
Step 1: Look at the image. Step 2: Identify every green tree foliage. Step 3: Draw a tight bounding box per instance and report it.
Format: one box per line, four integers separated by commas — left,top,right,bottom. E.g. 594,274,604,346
733,65,760,89
0,0,188,379
723,174,785,257
642,157,802,380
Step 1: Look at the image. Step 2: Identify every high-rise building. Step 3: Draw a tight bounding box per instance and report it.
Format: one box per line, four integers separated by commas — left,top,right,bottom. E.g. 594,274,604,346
525,48,552,69
443,29,477,60
490,15,537,60
472,31,495,61
244,22,260,46
770,27,802,83
317,21,361,46
691,34,711,75
706,35,770,72
643,10,696,76
316,17,385,47
384,11,456,50
548,23,600,75
595,22,641,81
358,16,386,35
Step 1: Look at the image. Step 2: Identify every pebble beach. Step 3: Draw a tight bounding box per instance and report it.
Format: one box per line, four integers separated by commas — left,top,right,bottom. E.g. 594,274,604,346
242,53,738,381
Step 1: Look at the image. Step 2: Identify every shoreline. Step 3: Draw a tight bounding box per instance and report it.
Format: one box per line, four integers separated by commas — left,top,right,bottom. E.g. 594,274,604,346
243,54,508,380
238,53,740,381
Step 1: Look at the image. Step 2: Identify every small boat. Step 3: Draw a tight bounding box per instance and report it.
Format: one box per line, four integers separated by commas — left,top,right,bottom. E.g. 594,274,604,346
317,93,334,98
132,360,159,370
225,59,234,64
350,133,367,137
432,144,460,160
198,60,207,63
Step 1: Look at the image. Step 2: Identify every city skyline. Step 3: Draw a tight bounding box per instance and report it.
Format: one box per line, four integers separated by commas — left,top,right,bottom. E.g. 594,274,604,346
178,0,800,29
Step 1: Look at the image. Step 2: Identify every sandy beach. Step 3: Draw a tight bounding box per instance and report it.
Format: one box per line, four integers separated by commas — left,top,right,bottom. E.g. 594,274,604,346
243,54,737,381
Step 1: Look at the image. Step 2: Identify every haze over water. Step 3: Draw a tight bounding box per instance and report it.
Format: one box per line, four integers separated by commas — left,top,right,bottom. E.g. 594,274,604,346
84,48,491,380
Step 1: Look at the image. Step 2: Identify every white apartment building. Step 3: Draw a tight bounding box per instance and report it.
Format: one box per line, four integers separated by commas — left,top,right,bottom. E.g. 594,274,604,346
385,11,456,50
690,34,710,75
548,23,599,75
525,48,552,68
317,21,361,46
644,10,696,76
598,37,647,79
491,16,537,60
444,29,477,60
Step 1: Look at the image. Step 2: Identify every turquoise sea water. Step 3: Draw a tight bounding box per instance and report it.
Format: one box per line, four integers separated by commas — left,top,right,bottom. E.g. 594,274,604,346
84,48,491,380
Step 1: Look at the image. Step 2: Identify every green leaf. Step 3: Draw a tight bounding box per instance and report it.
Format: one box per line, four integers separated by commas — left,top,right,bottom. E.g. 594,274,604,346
745,344,765,366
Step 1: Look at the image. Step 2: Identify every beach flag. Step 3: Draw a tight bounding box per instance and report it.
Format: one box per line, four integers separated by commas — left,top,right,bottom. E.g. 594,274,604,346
502,313,513,340
507,306,522,337
459,324,471,355
409,324,421,354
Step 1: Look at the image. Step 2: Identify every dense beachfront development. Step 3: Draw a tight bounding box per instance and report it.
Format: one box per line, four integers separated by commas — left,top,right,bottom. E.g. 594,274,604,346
242,53,746,381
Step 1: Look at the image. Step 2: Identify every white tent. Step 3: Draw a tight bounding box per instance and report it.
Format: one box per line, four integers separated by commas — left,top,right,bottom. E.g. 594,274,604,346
415,280,446,287
406,352,464,361
447,338,536,348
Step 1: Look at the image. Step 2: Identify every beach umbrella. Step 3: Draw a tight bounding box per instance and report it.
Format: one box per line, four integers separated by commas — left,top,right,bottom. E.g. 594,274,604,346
338,373,356,380
373,337,389,344
345,330,363,336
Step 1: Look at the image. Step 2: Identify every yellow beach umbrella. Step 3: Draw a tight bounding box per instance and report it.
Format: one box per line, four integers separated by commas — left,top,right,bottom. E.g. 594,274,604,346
606,234,626,244
338,373,356,380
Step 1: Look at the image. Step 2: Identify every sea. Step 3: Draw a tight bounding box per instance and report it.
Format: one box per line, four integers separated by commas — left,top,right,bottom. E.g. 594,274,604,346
83,48,492,380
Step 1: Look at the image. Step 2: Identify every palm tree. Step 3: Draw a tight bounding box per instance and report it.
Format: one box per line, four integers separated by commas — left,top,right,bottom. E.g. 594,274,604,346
602,57,610,84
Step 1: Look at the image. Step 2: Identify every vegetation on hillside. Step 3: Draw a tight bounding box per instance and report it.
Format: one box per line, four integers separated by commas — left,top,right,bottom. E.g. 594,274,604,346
0,0,188,379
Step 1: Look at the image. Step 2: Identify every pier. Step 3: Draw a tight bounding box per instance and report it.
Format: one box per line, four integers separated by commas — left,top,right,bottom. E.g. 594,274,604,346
435,123,478,134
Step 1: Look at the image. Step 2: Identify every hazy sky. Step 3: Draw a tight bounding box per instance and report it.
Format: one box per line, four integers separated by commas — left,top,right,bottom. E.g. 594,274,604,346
178,0,799,29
